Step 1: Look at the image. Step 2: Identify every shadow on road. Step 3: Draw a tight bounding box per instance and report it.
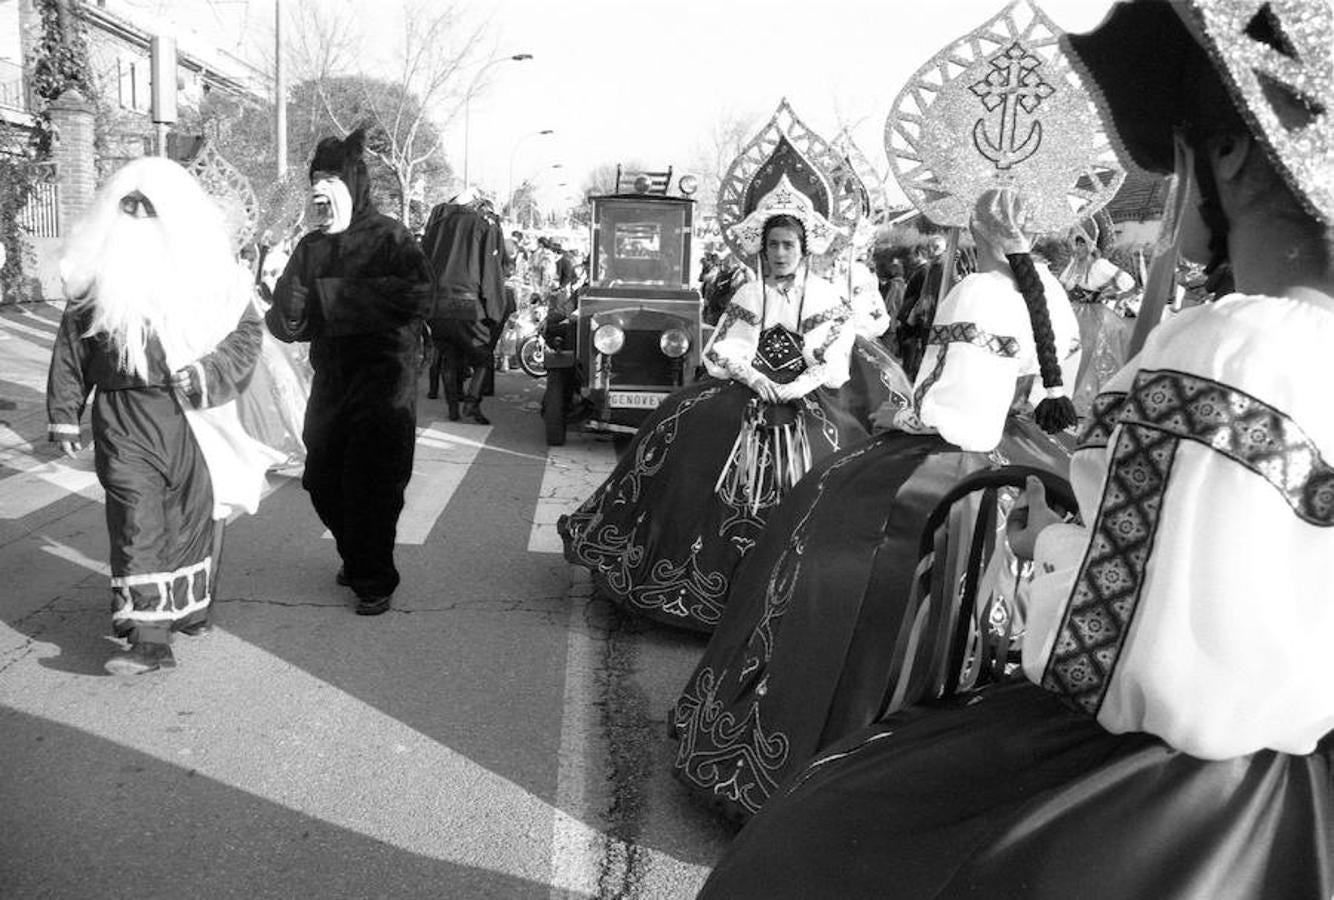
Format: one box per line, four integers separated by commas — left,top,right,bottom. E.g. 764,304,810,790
0,706,557,899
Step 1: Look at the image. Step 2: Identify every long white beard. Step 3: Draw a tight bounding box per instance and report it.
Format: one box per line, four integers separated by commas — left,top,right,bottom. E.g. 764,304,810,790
79,215,193,380
61,157,251,380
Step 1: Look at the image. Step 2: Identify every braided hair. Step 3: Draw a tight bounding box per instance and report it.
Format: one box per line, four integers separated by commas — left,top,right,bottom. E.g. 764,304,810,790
1007,251,1077,433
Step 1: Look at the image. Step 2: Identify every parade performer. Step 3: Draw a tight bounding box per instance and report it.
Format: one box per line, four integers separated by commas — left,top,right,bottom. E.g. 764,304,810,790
420,187,508,424
47,156,279,674
558,125,869,632
267,129,432,615
701,1,1334,896
1059,216,1137,415
672,187,1080,821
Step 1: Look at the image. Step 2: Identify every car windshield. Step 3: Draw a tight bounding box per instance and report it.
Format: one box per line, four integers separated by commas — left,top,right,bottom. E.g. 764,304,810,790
592,200,688,288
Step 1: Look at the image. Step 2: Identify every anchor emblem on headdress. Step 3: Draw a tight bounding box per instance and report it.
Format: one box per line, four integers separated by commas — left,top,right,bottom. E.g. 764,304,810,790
969,42,1055,170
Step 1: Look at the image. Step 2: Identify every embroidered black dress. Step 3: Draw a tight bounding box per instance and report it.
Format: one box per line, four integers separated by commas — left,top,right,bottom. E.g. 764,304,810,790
558,276,868,631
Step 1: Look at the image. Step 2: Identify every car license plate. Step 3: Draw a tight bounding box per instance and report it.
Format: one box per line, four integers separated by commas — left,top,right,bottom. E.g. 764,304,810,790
608,391,669,409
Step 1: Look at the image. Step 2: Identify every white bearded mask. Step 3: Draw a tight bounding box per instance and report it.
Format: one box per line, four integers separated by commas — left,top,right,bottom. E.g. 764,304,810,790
59,156,251,380
309,174,353,235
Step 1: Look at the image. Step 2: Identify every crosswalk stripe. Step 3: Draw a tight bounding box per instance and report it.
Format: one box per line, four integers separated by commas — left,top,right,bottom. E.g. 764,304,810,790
0,447,103,519
320,421,495,546
527,442,616,554
1,316,59,342
0,331,54,392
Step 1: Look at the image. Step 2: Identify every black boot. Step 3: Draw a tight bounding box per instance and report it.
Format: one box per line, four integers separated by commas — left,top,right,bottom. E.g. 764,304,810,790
105,641,176,675
461,398,490,425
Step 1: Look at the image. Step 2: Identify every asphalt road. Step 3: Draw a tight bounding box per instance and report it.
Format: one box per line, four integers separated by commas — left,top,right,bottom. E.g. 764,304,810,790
0,302,734,900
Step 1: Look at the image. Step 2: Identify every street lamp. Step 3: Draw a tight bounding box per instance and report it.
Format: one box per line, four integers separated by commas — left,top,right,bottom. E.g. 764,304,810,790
507,128,555,207
463,53,533,191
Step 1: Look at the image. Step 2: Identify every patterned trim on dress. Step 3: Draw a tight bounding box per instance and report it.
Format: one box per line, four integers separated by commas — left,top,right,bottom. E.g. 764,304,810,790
1041,423,1178,715
111,557,212,623
928,321,1020,358
1043,369,1334,716
1078,371,1334,525
1076,390,1128,450
809,321,843,366
799,306,842,333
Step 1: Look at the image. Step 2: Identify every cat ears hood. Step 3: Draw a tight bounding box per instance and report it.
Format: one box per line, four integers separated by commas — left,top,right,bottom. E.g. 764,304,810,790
309,128,372,215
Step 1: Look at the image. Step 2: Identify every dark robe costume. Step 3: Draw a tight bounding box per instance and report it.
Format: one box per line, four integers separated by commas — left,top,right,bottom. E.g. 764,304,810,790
419,201,507,418
266,132,432,601
47,304,265,646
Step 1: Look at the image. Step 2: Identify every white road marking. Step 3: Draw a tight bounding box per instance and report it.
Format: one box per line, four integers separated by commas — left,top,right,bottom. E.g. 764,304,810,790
0,315,59,342
0,331,55,392
37,534,111,576
549,569,604,898
0,448,103,519
528,443,617,554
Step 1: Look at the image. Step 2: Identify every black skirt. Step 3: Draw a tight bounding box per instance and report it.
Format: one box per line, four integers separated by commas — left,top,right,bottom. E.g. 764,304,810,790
558,378,869,632
700,680,1334,899
671,417,1073,821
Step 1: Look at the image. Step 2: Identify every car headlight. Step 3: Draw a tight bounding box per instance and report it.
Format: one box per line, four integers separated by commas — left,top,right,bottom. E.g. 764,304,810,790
593,324,625,355
659,328,690,358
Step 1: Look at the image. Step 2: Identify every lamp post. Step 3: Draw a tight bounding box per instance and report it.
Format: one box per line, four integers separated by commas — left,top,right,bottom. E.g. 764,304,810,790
507,128,555,210
463,53,533,191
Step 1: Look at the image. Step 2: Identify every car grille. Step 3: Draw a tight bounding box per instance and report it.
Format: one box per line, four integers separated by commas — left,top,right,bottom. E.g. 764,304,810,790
609,330,679,387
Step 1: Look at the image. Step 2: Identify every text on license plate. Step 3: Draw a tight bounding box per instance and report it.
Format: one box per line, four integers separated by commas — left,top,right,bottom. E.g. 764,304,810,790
608,391,669,409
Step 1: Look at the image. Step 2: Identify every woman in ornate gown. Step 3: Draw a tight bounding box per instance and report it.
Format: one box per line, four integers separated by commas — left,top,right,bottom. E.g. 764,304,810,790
1060,219,1137,416
700,2,1334,896
672,187,1080,821
559,186,869,632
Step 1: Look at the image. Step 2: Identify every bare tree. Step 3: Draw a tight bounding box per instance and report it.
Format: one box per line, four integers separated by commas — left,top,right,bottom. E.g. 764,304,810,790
690,108,760,215
288,0,490,222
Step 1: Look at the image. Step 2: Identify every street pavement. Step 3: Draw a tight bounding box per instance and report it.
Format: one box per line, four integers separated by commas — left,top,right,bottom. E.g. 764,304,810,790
0,302,735,900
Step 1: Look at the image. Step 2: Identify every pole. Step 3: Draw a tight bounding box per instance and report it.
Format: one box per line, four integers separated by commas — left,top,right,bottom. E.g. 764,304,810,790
275,0,287,181
462,95,471,191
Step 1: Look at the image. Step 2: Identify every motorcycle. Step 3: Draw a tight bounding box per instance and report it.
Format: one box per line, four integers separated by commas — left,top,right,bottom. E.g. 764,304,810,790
506,294,549,378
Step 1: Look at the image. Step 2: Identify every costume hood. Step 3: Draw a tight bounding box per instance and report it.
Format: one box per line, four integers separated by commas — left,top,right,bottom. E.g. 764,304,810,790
309,128,373,220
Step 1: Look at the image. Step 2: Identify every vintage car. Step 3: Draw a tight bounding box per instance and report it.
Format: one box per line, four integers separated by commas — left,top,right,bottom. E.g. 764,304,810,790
542,168,702,446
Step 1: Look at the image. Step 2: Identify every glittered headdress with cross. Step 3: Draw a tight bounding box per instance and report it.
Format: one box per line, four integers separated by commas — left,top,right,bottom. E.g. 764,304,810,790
1065,0,1334,224
885,0,1126,231
717,100,860,258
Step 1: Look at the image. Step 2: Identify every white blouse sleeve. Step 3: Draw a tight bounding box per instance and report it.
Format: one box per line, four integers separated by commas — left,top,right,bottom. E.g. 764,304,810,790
912,274,1032,452
1022,296,1334,759
703,281,764,380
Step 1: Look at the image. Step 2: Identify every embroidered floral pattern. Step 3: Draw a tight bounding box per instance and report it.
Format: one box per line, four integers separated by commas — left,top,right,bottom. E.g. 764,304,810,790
929,321,1020,358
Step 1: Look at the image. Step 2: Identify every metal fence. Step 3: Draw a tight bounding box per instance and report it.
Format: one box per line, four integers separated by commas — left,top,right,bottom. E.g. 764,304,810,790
0,59,28,112
16,165,60,238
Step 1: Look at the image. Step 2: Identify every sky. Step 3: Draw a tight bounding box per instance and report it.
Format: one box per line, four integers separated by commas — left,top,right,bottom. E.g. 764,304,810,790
108,0,1118,211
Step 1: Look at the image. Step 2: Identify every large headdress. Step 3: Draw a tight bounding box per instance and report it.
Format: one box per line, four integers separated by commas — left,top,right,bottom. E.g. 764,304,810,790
717,100,862,259
1064,0,1334,224
884,0,1126,232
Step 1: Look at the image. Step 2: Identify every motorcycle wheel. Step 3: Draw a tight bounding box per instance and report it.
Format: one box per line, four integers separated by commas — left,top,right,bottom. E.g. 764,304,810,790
518,335,548,378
